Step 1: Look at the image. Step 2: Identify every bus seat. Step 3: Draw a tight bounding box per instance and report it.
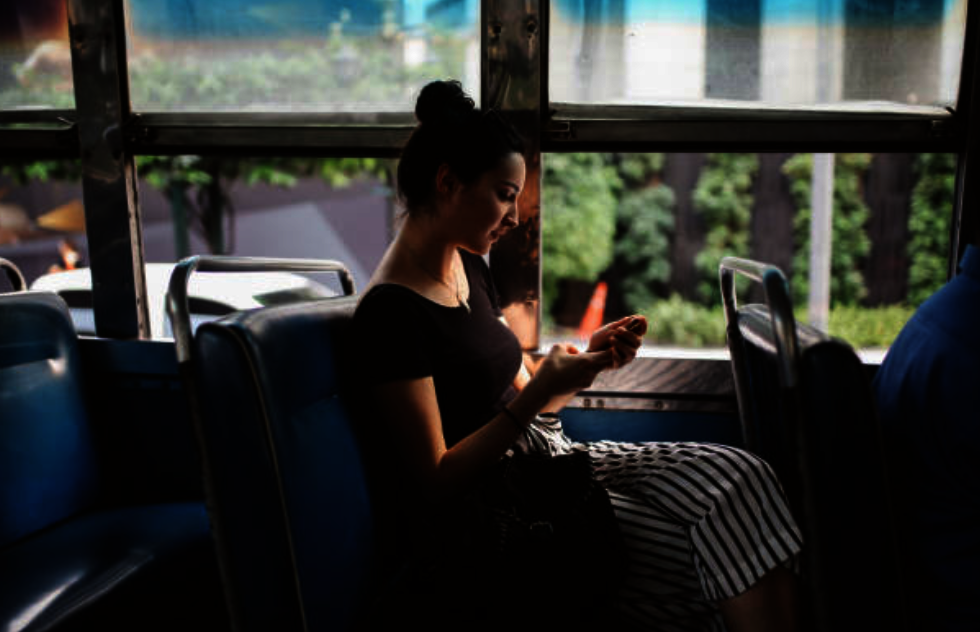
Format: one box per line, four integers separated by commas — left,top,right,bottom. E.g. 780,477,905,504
168,256,372,632
718,257,908,632
189,296,372,632
0,291,223,632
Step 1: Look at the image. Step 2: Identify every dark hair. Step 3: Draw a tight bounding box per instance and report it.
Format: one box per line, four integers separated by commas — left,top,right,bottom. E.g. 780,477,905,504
397,80,525,212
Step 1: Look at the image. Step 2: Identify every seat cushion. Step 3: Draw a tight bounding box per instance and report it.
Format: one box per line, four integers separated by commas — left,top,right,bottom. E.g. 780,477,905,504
0,502,221,632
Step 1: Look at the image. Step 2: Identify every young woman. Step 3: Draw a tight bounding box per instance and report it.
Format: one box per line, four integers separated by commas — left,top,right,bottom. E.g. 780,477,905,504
353,80,801,632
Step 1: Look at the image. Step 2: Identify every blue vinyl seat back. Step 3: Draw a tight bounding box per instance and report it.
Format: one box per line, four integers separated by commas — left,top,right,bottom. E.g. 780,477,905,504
192,295,373,632
735,304,906,631
0,292,99,548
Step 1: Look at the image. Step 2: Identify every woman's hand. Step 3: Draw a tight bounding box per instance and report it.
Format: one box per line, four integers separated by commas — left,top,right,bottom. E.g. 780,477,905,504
528,343,616,402
587,315,648,368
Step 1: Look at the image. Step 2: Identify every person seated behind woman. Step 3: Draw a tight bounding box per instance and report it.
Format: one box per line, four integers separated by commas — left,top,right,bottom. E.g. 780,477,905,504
353,80,801,632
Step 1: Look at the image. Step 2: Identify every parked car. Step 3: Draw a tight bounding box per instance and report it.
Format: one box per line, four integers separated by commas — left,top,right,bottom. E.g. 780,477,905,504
31,262,337,339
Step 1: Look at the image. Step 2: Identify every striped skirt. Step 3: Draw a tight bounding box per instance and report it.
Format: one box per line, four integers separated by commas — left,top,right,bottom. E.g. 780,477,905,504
573,441,803,632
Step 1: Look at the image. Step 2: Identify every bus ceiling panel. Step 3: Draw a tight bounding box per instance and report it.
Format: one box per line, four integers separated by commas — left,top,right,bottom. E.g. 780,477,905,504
125,113,414,156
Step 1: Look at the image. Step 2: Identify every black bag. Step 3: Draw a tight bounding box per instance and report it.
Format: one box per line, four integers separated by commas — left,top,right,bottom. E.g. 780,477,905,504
375,418,626,629
432,449,626,626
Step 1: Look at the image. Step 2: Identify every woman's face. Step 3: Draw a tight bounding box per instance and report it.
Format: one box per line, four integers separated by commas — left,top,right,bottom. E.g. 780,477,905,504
446,152,525,255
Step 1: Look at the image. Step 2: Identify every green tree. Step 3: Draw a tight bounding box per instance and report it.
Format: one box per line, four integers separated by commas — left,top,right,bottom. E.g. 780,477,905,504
692,153,757,305
541,153,618,315
610,154,675,312
908,153,955,305
783,153,872,306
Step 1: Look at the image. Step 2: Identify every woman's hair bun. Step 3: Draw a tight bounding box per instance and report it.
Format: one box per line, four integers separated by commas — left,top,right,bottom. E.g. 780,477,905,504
415,80,475,125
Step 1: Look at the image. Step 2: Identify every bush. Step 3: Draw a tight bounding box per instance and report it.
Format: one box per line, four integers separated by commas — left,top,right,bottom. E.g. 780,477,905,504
783,153,872,307
541,153,619,315
693,153,757,305
615,184,675,311
608,153,675,312
637,294,727,348
908,153,955,306
818,304,914,349
630,296,912,349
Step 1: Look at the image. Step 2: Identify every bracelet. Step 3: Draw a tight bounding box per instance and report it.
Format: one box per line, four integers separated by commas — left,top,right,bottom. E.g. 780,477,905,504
501,406,525,433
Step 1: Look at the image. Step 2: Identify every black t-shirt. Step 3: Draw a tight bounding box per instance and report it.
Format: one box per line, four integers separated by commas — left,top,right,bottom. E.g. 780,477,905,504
353,250,522,447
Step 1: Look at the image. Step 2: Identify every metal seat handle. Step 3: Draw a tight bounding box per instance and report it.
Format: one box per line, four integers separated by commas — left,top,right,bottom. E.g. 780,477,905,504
0,257,27,292
166,255,356,365
719,256,800,390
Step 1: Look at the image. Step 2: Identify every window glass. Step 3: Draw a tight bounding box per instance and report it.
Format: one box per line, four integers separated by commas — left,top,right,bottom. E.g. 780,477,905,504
5,155,396,338
0,160,86,291
124,0,480,113
541,152,955,357
0,0,74,110
550,0,967,111
134,155,394,337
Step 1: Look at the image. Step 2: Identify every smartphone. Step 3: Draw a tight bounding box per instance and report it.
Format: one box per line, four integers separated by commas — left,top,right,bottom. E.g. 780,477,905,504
627,318,646,334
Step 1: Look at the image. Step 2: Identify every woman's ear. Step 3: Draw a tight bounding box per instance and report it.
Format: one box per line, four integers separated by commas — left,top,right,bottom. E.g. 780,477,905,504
435,163,458,196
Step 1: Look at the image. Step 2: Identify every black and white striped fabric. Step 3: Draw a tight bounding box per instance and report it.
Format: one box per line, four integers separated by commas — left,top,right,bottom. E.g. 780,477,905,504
572,441,803,632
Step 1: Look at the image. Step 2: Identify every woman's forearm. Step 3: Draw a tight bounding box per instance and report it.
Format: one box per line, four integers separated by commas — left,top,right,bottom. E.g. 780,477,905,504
428,381,549,500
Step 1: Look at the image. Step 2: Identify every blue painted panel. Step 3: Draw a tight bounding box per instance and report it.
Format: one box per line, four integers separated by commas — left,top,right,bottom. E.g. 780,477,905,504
559,407,744,447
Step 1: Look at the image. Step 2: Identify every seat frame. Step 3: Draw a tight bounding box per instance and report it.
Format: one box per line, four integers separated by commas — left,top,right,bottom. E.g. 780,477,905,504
719,256,909,632
167,256,370,632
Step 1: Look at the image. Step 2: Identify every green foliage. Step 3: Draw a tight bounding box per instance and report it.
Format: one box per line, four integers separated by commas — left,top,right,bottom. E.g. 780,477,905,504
541,152,676,319
611,153,675,312
908,153,955,305
820,304,914,348
637,294,727,348
541,153,619,314
783,153,872,306
629,295,912,349
123,36,447,110
0,6,470,112
1,159,82,183
692,153,758,305
615,154,665,185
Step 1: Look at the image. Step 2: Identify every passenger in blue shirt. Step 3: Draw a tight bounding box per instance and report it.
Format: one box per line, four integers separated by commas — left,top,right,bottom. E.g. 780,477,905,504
873,243,980,632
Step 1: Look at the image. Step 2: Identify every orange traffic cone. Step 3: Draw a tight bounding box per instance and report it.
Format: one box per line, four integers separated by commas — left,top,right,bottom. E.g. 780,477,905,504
577,281,607,341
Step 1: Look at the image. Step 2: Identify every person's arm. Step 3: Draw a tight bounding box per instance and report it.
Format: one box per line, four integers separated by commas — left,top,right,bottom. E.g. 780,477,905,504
370,343,615,503
505,315,648,412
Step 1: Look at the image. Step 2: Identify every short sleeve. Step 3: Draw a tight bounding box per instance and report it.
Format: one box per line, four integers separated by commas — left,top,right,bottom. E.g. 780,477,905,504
353,286,438,384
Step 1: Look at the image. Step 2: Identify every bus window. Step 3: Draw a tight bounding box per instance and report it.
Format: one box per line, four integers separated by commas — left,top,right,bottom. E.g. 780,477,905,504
0,160,85,285
0,0,73,110
550,0,967,111
541,151,956,359
133,155,394,290
124,0,479,113
12,155,396,338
